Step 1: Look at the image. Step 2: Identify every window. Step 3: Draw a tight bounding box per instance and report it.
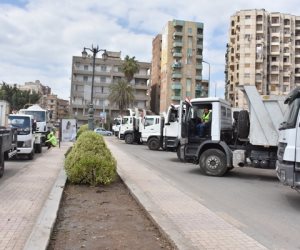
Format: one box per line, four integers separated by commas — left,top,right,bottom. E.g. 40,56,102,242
83,76,88,82
101,65,107,72
100,76,106,82
84,65,88,70
245,15,251,19
186,79,191,97
188,27,192,33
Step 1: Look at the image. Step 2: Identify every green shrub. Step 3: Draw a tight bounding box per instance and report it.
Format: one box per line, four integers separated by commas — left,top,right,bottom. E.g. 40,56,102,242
65,130,117,185
76,124,89,139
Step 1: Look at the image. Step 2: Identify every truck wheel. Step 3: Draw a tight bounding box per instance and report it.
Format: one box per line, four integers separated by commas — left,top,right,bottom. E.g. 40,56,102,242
148,138,160,150
125,134,134,144
28,150,35,160
0,154,4,178
237,110,250,139
199,149,227,176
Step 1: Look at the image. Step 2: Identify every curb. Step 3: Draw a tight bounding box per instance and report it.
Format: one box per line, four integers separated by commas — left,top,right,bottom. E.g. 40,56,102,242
23,168,67,250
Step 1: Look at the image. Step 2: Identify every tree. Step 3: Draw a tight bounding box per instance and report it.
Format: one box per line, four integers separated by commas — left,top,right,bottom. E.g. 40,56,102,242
0,82,41,111
121,55,140,83
108,80,135,115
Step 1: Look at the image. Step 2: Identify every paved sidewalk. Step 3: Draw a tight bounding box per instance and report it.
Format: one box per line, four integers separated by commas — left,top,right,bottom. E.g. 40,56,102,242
0,142,71,250
105,139,267,250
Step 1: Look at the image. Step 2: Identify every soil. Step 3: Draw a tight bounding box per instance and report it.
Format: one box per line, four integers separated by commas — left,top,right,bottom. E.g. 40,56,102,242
48,176,174,250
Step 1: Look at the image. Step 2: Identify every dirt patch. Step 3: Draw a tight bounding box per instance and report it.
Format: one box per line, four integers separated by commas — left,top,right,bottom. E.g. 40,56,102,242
48,176,174,250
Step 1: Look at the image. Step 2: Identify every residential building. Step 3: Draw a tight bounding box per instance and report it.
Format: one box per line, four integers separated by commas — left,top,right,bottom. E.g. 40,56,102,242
226,9,300,108
46,94,58,123
150,34,162,114
70,51,151,126
152,19,206,113
57,98,70,120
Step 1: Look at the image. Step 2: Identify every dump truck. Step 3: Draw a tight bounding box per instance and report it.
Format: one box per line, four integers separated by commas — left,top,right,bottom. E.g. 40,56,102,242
177,85,287,176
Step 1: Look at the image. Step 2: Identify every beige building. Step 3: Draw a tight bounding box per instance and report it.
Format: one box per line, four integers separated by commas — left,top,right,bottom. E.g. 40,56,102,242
152,19,207,113
70,51,151,126
226,9,300,108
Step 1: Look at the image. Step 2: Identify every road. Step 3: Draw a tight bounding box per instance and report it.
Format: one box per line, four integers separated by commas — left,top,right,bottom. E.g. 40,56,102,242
108,137,300,250
0,152,46,182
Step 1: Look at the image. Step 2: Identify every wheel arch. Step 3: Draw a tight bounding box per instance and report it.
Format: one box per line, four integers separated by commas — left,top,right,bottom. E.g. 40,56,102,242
196,140,232,167
147,135,160,143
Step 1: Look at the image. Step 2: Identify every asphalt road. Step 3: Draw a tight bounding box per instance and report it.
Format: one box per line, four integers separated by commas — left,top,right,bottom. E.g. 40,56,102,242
108,137,300,250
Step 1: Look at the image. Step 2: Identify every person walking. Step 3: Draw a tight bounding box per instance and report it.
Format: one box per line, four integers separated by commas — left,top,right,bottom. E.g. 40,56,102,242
45,131,57,149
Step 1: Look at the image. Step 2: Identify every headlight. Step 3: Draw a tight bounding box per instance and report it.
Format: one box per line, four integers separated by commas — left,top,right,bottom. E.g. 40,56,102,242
23,140,32,147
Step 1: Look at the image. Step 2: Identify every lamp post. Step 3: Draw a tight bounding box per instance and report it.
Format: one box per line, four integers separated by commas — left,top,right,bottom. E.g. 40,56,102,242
82,45,108,130
202,60,210,96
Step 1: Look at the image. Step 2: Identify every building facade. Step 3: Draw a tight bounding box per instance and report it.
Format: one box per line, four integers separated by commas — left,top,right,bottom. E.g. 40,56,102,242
150,34,162,114
70,51,151,126
155,19,206,113
226,9,300,108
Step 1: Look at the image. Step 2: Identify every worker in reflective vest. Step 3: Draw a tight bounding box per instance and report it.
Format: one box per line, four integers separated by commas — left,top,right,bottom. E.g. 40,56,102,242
45,131,58,149
196,108,212,137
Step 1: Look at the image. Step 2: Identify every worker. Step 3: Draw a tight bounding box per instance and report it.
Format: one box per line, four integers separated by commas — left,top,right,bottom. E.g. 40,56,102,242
196,107,212,137
45,130,57,149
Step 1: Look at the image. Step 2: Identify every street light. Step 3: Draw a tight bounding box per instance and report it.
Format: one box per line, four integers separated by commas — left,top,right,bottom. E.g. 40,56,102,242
202,60,210,96
82,45,108,130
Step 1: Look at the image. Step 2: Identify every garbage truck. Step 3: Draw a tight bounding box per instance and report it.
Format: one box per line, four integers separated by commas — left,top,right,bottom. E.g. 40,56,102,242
177,85,287,176
19,104,52,145
276,87,300,191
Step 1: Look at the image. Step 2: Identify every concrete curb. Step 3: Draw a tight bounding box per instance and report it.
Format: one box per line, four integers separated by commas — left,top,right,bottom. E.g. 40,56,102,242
23,168,67,250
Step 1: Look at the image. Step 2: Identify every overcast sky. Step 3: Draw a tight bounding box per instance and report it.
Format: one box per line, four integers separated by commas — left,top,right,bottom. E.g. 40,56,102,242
1,0,300,100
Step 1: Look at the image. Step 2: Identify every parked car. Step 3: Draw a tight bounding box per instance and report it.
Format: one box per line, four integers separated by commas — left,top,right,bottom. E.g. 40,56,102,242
94,127,113,136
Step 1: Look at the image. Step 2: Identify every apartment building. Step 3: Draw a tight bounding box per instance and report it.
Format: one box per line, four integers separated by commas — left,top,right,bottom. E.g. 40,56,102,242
226,9,300,108
154,19,206,113
70,51,151,126
57,98,70,120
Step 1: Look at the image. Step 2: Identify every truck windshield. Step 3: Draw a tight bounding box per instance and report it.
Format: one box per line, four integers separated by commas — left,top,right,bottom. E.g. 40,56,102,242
23,111,46,122
8,116,31,135
280,98,300,130
122,118,129,125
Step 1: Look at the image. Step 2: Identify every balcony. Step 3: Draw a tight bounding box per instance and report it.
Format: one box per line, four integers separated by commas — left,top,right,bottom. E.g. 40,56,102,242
172,73,182,79
173,41,183,47
196,44,203,49
196,54,202,59
173,52,182,58
171,95,181,101
195,64,202,70
195,85,202,91
171,82,182,90
195,75,202,81
173,20,184,27
173,31,183,37
172,62,182,68
197,34,203,39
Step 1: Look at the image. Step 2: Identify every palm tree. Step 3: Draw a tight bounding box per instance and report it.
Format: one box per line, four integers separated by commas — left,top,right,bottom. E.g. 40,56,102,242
121,55,140,83
108,80,135,115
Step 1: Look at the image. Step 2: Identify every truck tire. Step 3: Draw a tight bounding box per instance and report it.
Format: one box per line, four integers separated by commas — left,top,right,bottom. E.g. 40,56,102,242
237,110,250,139
28,150,35,160
199,149,227,176
148,138,160,150
125,134,134,144
0,154,4,178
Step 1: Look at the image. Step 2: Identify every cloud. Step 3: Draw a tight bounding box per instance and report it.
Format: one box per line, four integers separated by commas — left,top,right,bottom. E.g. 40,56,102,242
1,0,300,100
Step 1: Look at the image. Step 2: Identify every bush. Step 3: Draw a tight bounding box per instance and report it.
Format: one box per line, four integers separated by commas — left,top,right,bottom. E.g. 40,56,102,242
65,130,117,185
76,124,89,139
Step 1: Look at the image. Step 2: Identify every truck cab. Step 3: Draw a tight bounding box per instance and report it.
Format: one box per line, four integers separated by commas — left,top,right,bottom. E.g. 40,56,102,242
8,114,41,159
276,87,300,190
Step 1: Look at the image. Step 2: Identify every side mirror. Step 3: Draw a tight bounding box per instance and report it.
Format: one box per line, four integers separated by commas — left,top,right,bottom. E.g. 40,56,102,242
32,120,37,131
165,122,170,126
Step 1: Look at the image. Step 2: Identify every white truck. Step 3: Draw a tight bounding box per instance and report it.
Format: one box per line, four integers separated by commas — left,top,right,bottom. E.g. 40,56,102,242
276,87,300,191
146,105,180,151
177,85,287,176
19,104,52,145
112,117,122,136
8,114,42,159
